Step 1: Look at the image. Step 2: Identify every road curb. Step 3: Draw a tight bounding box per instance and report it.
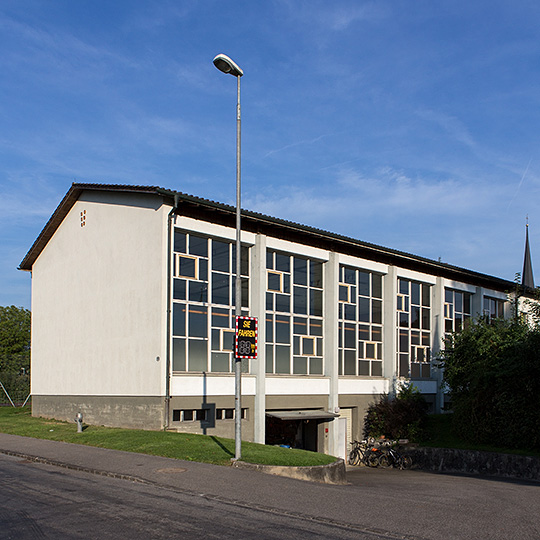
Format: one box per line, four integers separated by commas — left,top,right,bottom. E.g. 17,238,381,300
0,448,151,485
232,458,347,484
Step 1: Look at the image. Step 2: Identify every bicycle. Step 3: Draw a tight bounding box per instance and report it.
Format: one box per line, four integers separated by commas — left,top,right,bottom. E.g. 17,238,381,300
378,444,413,470
348,439,381,467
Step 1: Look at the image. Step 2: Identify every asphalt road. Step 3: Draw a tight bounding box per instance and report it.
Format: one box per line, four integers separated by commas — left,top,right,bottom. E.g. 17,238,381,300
0,434,539,540
0,453,397,540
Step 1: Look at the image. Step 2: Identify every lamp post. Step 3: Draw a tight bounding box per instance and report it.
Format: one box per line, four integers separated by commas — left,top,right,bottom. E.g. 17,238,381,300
213,53,243,460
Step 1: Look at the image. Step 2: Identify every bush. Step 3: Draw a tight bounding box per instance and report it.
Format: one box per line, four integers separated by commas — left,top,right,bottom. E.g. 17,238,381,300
363,383,428,441
440,317,540,451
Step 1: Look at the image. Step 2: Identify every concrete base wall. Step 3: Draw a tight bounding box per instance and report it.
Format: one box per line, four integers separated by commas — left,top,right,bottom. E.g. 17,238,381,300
32,395,164,430
168,395,255,441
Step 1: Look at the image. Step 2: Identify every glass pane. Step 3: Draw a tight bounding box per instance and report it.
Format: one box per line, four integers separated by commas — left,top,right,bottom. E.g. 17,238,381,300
344,350,356,375
188,339,207,371
212,240,229,272
294,258,307,285
178,256,196,278
372,274,382,298
310,289,323,316
241,277,249,308
372,325,382,342
411,330,420,345
366,343,376,359
463,294,471,315
372,361,383,377
189,281,207,303
359,297,370,322
411,306,420,329
174,230,186,253
344,267,356,284
198,259,208,281
212,307,230,328
222,331,234,351
310,357,323,375
293,335,301,355
268,272,281,292
302,337,314,355
399,312,409,327
359,324,370,341
211,352,230,372
411,282,420,305
266,250,273,269
275,345,290,373
359,360,370,376
188,305,207,337
339,285,349,302
265,344,273,373
422,332,430,346
173,303,186,336
359,271,370,296
293,286,307,314
399,329,409,352
172,338,186,371
422,284,431,307
241,246,249,276
266,315,273,342
310,318,323,336
399,279,409,294
422,308,431,330
211,329,220,350
189,235,207,257
317,337,323,356
275,253,290,272
293,356,307,374
275,294,290,313
173,279,186,300
344,323,355,348
455,292,463,313
293,317,308,335
399,354,409,377
275,315,290,343
344,303,356,320
310,261,322,288
212,273,230,305
445,289,453,303
372,299,382,324
266,292,273,310
283,273,290,293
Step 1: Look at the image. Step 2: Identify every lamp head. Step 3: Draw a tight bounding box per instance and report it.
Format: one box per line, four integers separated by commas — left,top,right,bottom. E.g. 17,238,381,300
213,54,243,77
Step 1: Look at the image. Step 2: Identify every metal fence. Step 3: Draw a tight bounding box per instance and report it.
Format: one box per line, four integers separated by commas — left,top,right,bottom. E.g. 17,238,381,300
0,372,30,407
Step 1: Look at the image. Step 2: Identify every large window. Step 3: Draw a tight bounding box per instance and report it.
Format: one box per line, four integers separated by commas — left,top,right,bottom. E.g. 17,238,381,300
444,289,472,334
397,278,431,379
483,296,504,321
338,266,383,377
265,251,324,375
172,230,249,373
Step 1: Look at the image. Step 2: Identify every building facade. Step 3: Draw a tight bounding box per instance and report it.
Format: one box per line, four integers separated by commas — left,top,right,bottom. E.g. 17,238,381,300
20,184,517,459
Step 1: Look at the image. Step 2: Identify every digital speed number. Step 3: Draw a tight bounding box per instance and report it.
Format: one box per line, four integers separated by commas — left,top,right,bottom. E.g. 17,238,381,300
235,316,258,359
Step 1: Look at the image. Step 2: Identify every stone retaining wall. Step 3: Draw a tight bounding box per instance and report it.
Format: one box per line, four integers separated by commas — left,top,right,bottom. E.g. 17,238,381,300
409,447,540,482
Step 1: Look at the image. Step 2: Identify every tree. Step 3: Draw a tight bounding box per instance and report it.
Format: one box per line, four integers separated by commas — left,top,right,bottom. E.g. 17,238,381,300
439,316,540,450
0,305,31,373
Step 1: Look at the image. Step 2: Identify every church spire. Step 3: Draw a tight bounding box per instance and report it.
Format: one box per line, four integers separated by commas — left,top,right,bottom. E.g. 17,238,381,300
522,218,535,289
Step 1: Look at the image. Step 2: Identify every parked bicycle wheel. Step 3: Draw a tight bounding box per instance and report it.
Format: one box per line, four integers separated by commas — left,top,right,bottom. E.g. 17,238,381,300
367,450,381,467
400,455,413,470
348,448,361,466
378,453,393,469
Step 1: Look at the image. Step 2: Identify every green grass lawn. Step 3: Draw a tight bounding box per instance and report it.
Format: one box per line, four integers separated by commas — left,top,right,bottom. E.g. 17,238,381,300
0,406,337,467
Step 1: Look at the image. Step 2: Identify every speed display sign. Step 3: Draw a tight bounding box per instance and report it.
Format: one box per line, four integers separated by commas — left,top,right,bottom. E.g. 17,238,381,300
235,316,258,359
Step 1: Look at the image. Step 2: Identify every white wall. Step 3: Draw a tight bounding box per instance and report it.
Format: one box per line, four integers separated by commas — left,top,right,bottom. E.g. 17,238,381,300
31,190,169,397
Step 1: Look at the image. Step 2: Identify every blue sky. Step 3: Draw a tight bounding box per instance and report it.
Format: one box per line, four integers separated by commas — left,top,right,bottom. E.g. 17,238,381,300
2,1,540,309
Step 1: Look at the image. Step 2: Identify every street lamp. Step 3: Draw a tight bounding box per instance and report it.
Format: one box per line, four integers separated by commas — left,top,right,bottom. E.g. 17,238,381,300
213,53,243,460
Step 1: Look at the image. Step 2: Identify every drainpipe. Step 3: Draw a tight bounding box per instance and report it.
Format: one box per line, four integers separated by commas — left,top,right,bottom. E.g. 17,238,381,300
164,194,179,430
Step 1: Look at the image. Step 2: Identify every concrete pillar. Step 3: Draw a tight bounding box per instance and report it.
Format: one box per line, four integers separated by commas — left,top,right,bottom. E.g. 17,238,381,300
251,234,267,444
383,266,397,397
324,252,339,457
